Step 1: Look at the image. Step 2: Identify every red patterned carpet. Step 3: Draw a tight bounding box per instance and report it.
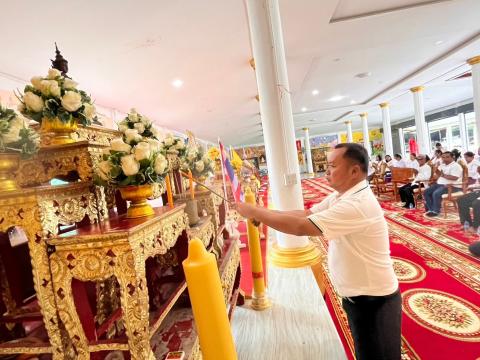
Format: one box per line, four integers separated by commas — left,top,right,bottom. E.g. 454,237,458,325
303,177,480,360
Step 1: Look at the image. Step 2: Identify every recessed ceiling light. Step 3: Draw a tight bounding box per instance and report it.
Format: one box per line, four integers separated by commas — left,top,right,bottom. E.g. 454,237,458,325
435,40,444,45
350,100,356,104
312,89,319,96
328,95,345,102
172,79,183,88
301,107,307,112
333,58,341,62
355,72,372,79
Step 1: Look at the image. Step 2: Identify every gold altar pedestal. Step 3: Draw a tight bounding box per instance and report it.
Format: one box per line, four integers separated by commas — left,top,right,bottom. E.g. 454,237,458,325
0,182,107,359
47,205,188,360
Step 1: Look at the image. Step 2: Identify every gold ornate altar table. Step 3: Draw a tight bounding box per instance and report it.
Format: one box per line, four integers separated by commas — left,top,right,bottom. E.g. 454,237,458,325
16,141,106,187
47,205,189,360
0,182,107,358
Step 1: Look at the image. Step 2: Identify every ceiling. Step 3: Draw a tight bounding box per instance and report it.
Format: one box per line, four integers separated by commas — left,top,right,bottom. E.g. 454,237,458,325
1,0,479,146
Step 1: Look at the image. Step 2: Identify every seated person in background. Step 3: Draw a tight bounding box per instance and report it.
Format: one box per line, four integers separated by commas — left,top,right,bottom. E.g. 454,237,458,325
405,153,419,170
457,186,480,232
367,160,376,182
372,154,385,171
430,142,444,159
424,151,463,217
388,154,407,168
464,151,480,185
451,148,465,166
431,149,443,167
384,155,393,182
399,154,431,209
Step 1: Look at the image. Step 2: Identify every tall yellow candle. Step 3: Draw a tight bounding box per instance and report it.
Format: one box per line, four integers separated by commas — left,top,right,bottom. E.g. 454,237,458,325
182,239,237,360
245,187,270,310
165,174,174,209
189,170,194,200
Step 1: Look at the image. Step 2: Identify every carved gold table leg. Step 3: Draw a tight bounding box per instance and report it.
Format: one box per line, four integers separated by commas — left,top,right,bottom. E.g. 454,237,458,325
26,227,66,359
49,252,90,360
115,252,154,360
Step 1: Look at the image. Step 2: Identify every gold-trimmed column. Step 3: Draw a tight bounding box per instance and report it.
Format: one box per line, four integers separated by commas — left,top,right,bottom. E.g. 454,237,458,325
244,188,270,310
303,127,315,176
410,86,429,154
468,55,480,145
345,120,353,142
380,102,393,156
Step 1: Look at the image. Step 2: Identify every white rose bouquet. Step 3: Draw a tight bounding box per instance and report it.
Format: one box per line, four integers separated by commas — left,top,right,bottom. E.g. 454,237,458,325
0,105,39,158
161,133,186,156
96,138,168,186
181,144,215,178
16,68,96,126
117,109,162,145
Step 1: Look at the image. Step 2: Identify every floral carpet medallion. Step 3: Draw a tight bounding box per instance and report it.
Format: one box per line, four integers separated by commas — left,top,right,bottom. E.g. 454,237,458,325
402,289,480,342
392,257,426,283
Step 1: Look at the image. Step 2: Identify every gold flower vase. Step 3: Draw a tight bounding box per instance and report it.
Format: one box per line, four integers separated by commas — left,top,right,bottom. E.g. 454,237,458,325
0,153,21,192
40,117,78,147
119,184,155,219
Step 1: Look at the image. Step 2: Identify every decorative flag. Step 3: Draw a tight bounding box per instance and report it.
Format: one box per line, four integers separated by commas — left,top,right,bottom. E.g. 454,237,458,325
219,141,244,202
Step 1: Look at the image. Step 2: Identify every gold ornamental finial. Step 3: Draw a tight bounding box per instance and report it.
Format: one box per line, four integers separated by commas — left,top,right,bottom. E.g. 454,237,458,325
467,56,480,66
255,94,260,101
379,102,389,108
410,86,425,93
344,120,352,125
302,127,309,131
360,112,367,118
249,58,256,70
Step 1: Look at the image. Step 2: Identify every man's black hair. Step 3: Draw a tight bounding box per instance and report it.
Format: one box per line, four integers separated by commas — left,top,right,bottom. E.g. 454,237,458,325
464,151,475,158
394,153,402,159
435,142,442,147
334,143,368,173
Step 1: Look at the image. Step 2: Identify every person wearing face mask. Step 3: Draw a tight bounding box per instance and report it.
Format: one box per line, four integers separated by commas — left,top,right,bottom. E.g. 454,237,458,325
234,143,401,360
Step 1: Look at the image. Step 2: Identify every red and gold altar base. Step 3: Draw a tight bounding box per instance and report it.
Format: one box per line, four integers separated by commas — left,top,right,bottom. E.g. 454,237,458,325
119,183,154,218
0,153,20,192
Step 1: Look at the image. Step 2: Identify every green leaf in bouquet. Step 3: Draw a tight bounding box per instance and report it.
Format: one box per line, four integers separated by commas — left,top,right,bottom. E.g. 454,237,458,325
110,165,122,178
135,172,146,184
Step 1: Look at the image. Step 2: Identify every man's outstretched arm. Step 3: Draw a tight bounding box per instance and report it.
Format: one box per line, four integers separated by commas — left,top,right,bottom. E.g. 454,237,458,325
234,203,321,237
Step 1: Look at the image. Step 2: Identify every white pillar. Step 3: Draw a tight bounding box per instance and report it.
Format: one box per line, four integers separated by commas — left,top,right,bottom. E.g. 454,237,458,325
468,56,480,146
303,128,314,174
458,113,468,151
410,86,430,155
336,132,343,145
246,0,309,250
345,121,353,142
398,128,405,158
360,113,371,156
380,102,394,156
446,124,453,150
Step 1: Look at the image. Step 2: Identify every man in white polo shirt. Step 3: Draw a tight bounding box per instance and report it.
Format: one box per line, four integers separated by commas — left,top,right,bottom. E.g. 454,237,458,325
424,151,463,217
234,143,400,360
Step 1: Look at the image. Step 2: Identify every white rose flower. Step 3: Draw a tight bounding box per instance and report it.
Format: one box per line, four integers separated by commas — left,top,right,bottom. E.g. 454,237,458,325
141,116,151,127
187,149,196,161
151,126,164,140
61,91,82,112
49,81,61,97
2,127,21,144
110,138,132,153
118,124,128,132
175,141,185,150
195,160,205,173
23,92,44,112
128,112,138,122
83,103,96,120
30,76,43,90
164,136,174,147
154,153,168,175
133,122,145,134
47,68,61,79
17,103,26,113
63,78,78,90
133,142,151,161
121,154,140,176
97,160,112,180
147,139,161,152
124,128,142,144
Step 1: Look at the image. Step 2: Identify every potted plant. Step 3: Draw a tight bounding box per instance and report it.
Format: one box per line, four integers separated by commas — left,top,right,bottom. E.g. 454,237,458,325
96,109,168,218
16,68,96,146
0,105,39,192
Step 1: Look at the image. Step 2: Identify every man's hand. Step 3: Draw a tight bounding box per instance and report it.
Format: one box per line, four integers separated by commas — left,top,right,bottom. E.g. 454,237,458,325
232,202,261,226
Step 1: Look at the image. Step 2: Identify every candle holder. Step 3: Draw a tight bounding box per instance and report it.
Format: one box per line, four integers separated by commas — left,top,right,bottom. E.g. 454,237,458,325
184,198,200,226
